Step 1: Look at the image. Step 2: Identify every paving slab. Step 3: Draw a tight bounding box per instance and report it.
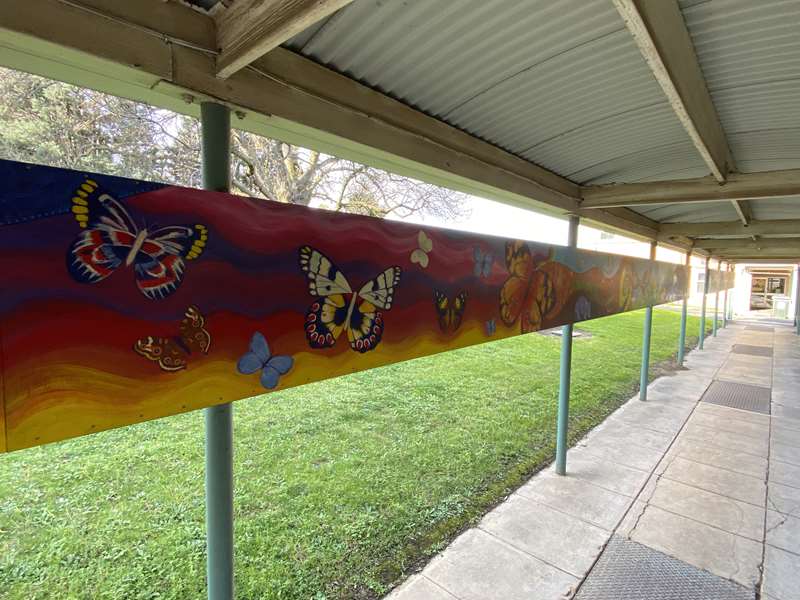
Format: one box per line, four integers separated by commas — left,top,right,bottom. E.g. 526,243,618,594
662,456,766,506
762,544,800,600
479,495,608,578
544,449,650,497
694,401,771,425
387,576,459,600
767,459,800,489
773,404,800,421
766,510,800,555
768,481,800,516
424,529,577,600
516,473,632,531
572,438,663,472
587,419,673,453
771,440,800,466
668,438,767,479
771,426,800,448
679,423,769,458
629,505,762,588
685,410,769,438
647,477,764,541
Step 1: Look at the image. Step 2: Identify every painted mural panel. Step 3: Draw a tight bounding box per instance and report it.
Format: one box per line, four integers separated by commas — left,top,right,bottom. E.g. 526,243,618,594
0,160,692,451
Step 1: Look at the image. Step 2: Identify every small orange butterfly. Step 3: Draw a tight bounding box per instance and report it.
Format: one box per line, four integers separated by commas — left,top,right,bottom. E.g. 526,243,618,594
133,305,211,371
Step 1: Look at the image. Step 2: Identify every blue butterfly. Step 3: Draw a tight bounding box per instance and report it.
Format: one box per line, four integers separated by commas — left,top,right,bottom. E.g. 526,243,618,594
473,246,493,278
237,332,294,389
485,319,497,336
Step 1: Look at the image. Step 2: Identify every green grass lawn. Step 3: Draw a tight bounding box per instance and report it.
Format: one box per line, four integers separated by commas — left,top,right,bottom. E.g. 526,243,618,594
0,309,714,599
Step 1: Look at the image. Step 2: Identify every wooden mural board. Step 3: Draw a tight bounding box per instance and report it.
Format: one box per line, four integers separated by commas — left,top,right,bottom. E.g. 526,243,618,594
0,159,717,452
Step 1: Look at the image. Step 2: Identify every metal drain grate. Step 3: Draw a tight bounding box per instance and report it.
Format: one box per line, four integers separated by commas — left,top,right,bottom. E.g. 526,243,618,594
576,536,752,600
701,380,771,414
744,325,773,332
732,344,774,357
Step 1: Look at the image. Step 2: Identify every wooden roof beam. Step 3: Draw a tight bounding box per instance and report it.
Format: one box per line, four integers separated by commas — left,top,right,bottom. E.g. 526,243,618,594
697,239,800,251
613,0,734,182
659,219,800,239
215,0,354,79
582,170,800,209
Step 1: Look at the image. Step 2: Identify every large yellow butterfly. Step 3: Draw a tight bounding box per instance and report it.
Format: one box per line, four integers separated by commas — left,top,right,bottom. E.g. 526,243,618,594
299,246,401,353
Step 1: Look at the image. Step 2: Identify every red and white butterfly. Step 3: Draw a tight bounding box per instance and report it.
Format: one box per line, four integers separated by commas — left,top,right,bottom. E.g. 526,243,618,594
66,178,207,300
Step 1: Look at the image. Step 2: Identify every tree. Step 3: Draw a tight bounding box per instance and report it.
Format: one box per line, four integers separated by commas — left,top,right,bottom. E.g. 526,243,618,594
0,68,471,221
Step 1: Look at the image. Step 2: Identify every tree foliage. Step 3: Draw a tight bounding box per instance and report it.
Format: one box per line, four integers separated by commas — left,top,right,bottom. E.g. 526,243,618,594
0,68,470,220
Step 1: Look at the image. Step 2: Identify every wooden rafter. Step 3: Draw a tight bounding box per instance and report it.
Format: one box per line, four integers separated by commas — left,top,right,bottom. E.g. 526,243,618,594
613,0,734,182
697,239,800,251
659,219,800,239
582,170,800,209
215,0,354,79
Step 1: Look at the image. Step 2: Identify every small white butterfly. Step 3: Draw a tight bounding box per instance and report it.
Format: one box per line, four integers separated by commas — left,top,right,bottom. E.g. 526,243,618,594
410,230,433,268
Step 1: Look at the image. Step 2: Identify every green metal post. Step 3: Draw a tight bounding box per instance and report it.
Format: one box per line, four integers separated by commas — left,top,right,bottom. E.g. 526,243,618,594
722,265,729,328
712,263,720,337
556,215,579,476
201,102,234,600
699,257,710,349
677,250,691,366
639,241,657,401
794,264,800,335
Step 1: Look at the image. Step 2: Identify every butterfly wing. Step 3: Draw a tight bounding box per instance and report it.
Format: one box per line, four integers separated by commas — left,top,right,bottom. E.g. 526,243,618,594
177,305,211,355
260,355,294,389
133,225,207,300
305,294,350,349
418,231,433,253
434,290,452,331
482,253,494,277
299,246,353,296
450,291,467,331
357,267,401,309
499,241,534,327
346,298,385,353
410,248,429,268
67,180,139,285
133,336,188,371
344,266,401,353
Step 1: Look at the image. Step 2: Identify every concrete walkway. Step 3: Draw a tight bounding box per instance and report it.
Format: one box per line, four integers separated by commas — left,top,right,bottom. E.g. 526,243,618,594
387,320,800,600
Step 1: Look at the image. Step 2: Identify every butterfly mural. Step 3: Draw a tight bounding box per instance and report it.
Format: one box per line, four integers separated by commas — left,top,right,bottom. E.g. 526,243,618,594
299,245,402,353
66,178,208,300
410,230,433,268
237,332,294,390
473,246,493,278
499,241,558,333
434,290,467,333
133,305,211,371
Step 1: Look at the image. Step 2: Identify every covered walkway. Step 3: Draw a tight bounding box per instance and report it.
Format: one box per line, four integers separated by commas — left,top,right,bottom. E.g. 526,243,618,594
389,320,799,600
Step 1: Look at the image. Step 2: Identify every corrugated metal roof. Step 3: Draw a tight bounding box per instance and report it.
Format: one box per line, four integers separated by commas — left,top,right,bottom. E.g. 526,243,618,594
281,0,798,232
680,0,800,174
635,201,741,224
285,0,706,185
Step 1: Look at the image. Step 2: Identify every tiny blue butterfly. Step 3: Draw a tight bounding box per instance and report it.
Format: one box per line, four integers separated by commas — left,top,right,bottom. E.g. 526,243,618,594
485,319,497,336
237,332,294,389
473,246,493,278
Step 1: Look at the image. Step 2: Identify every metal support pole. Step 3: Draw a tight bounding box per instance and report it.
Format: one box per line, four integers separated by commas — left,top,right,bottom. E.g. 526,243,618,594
639,241,657,401
677,250,691,366
712,263,720,337
722,265,730,328
794,264,800,335
556,215,579,476
699,257,710,350
201,102,234,600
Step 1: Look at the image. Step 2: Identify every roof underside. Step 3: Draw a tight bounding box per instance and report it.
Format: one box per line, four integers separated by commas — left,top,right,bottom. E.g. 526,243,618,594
284,0,800,227
1,0,798,261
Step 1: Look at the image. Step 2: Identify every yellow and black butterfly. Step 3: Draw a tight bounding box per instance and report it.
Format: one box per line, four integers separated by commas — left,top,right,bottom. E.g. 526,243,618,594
434,290,467,333
299,246,401,353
